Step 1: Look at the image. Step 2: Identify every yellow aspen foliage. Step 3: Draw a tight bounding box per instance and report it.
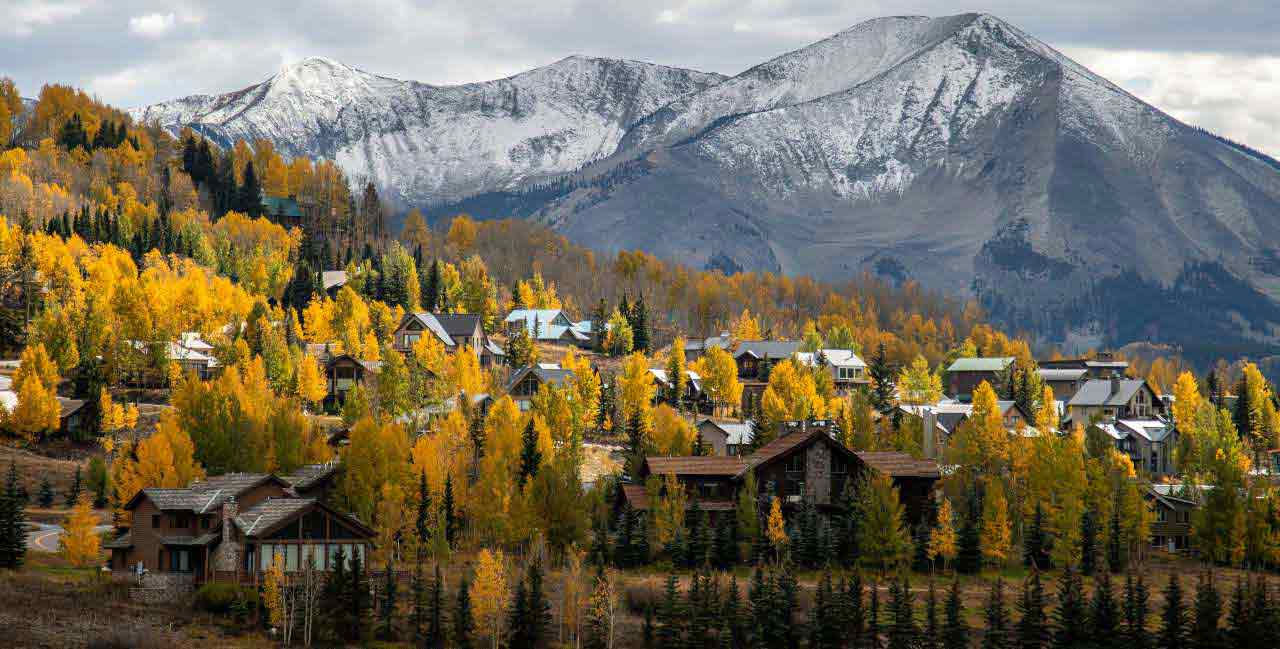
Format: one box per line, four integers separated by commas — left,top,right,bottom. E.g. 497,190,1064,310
294,354,327,407
766,496,788,552
650,404,695,456
338,416,410,524
373,481,409,566
264,553,287,630
691,345,742,415
110,412,205,516
760,358,826,423
446,214,479,254
665,336,688,402
1034,385,1058,433
730,308,763,345
928,496,958,567
646,473,688,548
514,272,561,309
981,479,1012,567
447,345,487,396
615,352,656,429
59,493,101,566
560,348,601,437
6,364,61,440
411,407,472,498
897,355,942,405
472,548,508,647
947,381,1009,477
474,397,523,535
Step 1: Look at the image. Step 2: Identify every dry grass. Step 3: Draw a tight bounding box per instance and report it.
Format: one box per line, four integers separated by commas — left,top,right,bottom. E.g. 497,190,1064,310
0,444,85,499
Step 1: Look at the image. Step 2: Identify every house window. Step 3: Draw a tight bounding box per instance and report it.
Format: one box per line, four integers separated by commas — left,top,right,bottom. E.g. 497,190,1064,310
786,453,805,473
169,549,191,573
201,516,210,530
1150,451,1159,472
404,334,420,347
151,515,160,529
786,480,803,496
831,456,847,475
1156,509,1167,522
286,545,299,572
699,483,720,499
838,367,861,380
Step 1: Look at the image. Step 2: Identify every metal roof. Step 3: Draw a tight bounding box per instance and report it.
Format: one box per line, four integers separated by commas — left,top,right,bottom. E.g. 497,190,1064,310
946,357,1014,372
734,340,801,359
1067,378,1148,407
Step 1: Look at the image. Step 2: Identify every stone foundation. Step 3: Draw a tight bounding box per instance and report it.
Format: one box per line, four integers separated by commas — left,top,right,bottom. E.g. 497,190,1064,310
128,572,195,603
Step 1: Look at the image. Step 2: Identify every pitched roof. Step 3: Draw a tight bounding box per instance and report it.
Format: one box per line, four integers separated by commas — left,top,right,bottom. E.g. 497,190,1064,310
698,419,754,446
103,531,133,549
946,357,1014,372
281,463,338,491
130,473,289,512
431,313,483,337
621,483,649,510
234,497,316,537
856,451,941,478
262,195,302,218
743,428,837,474
1038,368,1088,382
506,365,575,392
401,312,456,347
57,397,85,418
1067,378,1148,407
734,340,801,359
645,456,749,477
321,270,348,291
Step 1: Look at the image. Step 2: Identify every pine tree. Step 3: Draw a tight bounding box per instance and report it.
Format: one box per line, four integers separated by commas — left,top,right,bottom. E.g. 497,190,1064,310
348,547,368,643
0,462,27,569
239,160,263,216
1107,497,1125,574
442,476,457,546
518,417,542,486
868,579,883,649
1024,501,1048,569
1124,572,1152,649
1233,377,1255,441
526,560,551,647
984,578,1010,649
1080,506,1099,576
428,563,444,649
321,546,348,643
1054,566,1086,649
423,259,441,311
625,411,646,479
379,557,398,640
1225,578,1248,649
869,342,896,416
632,294,651,353
410,559,426,644
657,573,685,648
416,470,432,546
1091,570,1119,648
923,578,940,649
507,570,531,648
454,575,475,649
943,578,968,649
722,574,743,649
1191,573,1221,649
37,476,53,508
889,573,918,649
1017,570,1049,649
1162,574,1188,649
956,485,983,574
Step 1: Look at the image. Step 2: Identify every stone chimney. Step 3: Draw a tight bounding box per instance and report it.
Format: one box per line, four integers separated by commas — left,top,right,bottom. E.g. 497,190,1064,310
1110,373,1122,396
213,497,241,573
922,407,937,459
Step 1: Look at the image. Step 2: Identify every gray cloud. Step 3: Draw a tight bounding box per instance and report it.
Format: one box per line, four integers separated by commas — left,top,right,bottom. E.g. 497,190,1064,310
2,0,1278,153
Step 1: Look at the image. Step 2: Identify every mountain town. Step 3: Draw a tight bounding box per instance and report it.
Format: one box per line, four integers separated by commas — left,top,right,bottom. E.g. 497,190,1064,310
2,8,1280,649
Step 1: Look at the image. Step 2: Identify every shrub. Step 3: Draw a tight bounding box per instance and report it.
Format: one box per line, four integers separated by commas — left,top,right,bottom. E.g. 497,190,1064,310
195,582,258,615
88,630,163,649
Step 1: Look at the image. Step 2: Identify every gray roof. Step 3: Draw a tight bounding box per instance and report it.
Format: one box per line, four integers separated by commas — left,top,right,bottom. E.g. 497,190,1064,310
946,357,1014,372
699,419,754,446
734,340,801,359
161,533,220,546
506,365,575,392
1039,368,1088,382
431,313,483,337
58,397,86,418
234,497,316,537
402,312,457,347
103,531,132,549
685,335,730,352
321,270,347,291
281,463,338,491
140,473,282,512
1067,378,1148,407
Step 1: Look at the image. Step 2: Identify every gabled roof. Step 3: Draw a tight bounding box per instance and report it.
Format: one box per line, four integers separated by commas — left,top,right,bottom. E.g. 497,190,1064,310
126,473,291,512
431,313,483,337
57,397,86,419
1068,378,1149,407
104,530,133,549
946,357,1014,372
621,483,649,510
856,451,942,479
327,354,382,373
262,195,302,218
1038,368,1088,382
734,340,801,360
698,419,754,446
281,463,338,492
234,496,375,539
645,456,749,477
321,270,348,291
506,365,575,392
399,312,456,347
743,428,846,475
1098,419,1173,444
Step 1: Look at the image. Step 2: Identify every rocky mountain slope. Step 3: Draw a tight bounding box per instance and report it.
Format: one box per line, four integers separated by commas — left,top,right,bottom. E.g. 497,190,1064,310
131,56,725,206
135,14,1280,357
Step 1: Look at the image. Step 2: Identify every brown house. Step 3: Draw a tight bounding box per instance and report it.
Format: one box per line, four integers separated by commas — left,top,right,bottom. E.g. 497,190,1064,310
1039,352,1129,380
392,312,503,366
626,420,939,527
944,357,1014,401
325,354,382,406
104,467,372,585
506,364,576,411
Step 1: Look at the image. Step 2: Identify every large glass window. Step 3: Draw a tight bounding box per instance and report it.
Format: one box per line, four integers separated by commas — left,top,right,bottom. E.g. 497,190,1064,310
259,544,274,571
286,545,299,572
327,544,342,571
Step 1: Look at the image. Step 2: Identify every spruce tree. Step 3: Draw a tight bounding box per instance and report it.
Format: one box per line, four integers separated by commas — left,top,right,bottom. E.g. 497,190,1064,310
37,476,53,508
348,548,368,643
518,417,542,486
1233,377,1255,442
657,573,685,648
868,579,883,649
428,563,444,649
442,476,457,546
507,571,531,648
1162,574,1188,649
625,411,646,479
1090,570,1119,648
869,342,896,416
1053,566,1086,649
1123,572,1151,649
923,578,940,649
810,570,839,649
1017,570,1049,649
526,560,551,647
423,259,441,311
943,578,968,649
956,485,983,574
410,559,425,644
1024,501,1048,570
239,160,263,216
1080,506,1099,576
722,574,743,649
416,470,432,546
984,578,1010,649
379,558,398,640
1191,572,1221,649
632,294,651,352
889,573,918,649
1226,578,1248,649
846,572,867,649
454,575,475,649
1107,497,1125,574
0,462,27,569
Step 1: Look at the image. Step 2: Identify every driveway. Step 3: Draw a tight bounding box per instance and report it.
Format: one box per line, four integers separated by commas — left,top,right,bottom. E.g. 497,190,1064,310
24,522,113,552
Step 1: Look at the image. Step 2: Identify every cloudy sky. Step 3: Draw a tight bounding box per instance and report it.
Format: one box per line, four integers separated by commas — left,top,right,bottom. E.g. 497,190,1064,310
3,0,1279,153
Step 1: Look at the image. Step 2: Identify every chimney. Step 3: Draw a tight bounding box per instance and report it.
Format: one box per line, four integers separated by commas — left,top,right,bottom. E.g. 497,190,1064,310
1110,374,1121,396
922,407,937,459
221,498,237,544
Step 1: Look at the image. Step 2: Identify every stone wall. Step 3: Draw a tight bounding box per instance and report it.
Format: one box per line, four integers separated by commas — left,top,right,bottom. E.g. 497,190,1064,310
805,442,832,505
128,572,195,603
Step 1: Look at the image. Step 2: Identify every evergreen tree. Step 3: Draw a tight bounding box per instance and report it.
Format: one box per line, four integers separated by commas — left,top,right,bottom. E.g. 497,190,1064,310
321,546,348,644
1053,566,1086,649
410,559,426,645
283,260,316,313
428,563,444,649
423,259,441,311
379,558,398,640
526,560,552,647
0,462,27,569
1107,496,1125,574
956,485,983,574
657,573,685,649
943,578,968,649
1016,570,1049,649
1090,570,1119,649
1123,573,1151,649
1225,578,1248,649
923,578,940,649
714,514,738,568
1024,501,1048,569
239,160,263,216
442,475,457,546
507,571,531,648
888,573,918,649
1080,506,1099,576
37,476,53,508
1191,573,1221,649
722,574,744,649
416,470,432,546
984,578,1010,649
1234,377,1256,441
518,417,542,486
632,294,651,352
1161,574,1188,649
811,570,841,649
625,411,646,479
868,579,883,649
869,342,896,416
454,575,475,649
348,547,368,643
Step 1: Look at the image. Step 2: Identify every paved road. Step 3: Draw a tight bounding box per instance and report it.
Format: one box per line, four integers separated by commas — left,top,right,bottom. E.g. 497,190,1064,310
24,522,113,552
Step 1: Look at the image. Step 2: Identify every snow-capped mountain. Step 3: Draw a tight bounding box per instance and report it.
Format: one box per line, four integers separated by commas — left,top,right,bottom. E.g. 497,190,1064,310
131,56,725,205
135,14,1280,355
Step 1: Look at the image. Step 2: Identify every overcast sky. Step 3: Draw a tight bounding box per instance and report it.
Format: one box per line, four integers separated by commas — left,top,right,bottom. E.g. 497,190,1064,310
3,0,1279,154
